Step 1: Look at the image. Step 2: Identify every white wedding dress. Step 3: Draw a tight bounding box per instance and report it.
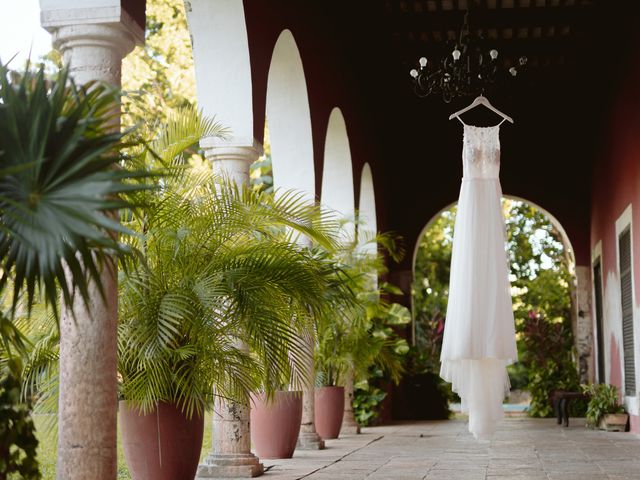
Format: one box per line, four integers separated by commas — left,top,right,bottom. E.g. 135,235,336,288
440,122,518,440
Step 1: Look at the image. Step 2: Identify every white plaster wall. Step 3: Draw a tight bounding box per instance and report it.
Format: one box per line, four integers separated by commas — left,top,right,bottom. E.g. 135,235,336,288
591,241,605,383
321,107,355,240
266,29,315,201
603,270,624,386
591,204,640,417
185,0,253,140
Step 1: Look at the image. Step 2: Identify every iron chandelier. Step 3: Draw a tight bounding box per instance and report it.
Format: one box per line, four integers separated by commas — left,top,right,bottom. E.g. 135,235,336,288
409,9,527,102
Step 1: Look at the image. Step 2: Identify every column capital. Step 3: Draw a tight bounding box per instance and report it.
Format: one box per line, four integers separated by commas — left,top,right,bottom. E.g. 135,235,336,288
40,2,144,85
201,137,263,163
52,23,137,61
201,137,263,189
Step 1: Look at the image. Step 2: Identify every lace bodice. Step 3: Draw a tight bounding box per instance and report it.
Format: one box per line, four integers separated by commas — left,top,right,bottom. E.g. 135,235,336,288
462,125,501,180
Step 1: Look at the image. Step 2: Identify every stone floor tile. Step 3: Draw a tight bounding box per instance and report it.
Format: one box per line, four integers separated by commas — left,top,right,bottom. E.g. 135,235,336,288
256,418,640,479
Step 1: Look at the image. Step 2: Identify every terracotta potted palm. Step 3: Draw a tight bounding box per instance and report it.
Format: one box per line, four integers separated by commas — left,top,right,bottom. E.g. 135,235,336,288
117,111,347,479
250,390,303,458
314,320,347,439
314,231,411,439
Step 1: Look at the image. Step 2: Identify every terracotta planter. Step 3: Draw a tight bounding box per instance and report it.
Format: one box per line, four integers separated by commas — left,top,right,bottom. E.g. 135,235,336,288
250,390,303,459
599,413,629,432
315,386,345,439
119,401,204,480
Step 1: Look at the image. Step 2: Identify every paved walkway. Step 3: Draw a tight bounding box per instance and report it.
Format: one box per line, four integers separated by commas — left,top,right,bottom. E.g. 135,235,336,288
262,418,640,480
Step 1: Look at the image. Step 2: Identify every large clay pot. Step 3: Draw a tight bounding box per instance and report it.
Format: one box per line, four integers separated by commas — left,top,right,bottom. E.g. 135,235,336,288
250,390,303,459
120,401,204,480
314,386,345,439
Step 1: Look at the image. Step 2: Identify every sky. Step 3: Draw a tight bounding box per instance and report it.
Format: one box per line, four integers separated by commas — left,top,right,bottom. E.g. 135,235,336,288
0,0,52,66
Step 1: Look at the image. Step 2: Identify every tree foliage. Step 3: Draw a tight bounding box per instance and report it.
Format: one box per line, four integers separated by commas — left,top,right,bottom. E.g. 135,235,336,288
0,371,40,479
122,0,196,129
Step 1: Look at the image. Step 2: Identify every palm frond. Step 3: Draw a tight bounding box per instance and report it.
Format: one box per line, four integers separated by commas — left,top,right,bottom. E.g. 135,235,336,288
0,62,150,319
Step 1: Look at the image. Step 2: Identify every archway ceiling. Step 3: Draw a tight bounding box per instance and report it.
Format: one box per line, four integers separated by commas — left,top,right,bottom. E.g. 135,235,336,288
243,0,636,267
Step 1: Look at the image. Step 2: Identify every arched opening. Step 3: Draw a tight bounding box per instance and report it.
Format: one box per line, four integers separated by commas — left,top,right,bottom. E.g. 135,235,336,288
186,0,253,138
321,107,355,239
410,197,582,420
357,163,377,256
265,29,314,200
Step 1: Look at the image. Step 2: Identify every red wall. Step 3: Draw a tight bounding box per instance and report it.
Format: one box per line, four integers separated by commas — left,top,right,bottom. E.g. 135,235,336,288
590,45,640,433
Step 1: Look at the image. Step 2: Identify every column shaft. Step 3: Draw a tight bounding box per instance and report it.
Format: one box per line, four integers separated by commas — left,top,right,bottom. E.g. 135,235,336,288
341,370,361,434
297,333,325,449
196,138,264,479
43,19,138,480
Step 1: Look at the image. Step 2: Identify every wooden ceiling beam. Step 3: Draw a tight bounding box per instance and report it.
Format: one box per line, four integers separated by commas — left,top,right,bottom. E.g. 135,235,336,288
388,4,594,32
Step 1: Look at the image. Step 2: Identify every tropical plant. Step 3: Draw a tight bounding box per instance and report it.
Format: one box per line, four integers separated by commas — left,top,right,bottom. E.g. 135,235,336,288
522,310,582,417
353,367,388,426
582,383,625,428
0,62,149,330
121,0,196,130
0,61,148,478
315,230,410,390
117,107,347,417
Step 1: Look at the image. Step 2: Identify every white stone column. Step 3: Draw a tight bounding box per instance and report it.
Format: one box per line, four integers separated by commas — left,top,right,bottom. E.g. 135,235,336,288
39,4,142,480
297,333,325,450
196,137,264,479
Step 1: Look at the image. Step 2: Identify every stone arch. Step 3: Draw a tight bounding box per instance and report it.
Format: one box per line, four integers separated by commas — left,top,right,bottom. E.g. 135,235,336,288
411,196,575,271
410,196,588,380
185,0,254,139
265,29,314,199
321,107,355,238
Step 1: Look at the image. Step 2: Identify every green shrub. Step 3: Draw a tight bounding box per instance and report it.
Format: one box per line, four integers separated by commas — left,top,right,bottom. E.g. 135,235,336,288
0,371,40,479
522,310,584,418
582,383,625,428
353,369,388,426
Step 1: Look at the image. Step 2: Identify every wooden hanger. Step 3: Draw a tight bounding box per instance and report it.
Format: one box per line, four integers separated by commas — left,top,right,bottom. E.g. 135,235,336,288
449,95,514,124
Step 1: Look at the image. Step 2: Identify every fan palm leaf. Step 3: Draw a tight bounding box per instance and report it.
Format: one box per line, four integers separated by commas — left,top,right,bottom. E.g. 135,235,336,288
0,62,150,324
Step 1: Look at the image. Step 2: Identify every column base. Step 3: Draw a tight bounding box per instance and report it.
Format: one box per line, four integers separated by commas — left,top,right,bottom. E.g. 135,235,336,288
341,420,361,435
196,453,264,478
297,431,325,450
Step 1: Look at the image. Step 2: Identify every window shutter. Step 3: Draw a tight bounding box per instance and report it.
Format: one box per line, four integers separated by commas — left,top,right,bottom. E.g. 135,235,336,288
619,228,636,396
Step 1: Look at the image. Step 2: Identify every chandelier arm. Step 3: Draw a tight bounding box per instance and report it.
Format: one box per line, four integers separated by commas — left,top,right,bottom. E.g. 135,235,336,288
408,1,525,102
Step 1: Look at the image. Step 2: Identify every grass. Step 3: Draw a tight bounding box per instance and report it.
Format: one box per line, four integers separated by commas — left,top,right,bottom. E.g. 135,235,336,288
30,412,214,480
